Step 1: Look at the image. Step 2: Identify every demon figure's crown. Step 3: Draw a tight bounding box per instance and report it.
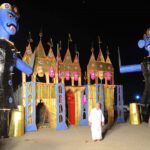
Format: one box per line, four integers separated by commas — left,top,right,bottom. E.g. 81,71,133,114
0,3,19,17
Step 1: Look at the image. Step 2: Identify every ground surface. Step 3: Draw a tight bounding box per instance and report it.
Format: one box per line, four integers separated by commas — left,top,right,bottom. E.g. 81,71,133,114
0,123,150,150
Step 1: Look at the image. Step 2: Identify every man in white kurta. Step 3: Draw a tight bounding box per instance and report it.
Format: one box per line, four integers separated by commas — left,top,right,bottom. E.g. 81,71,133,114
89,103,105,141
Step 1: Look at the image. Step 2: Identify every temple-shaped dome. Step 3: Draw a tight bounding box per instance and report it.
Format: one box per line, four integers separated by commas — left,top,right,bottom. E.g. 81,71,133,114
62,48,73,72
97,49,105,62
23,42,33,65
35,39,46,58
47,47,56,66
87,48,96,69
73,52,81,76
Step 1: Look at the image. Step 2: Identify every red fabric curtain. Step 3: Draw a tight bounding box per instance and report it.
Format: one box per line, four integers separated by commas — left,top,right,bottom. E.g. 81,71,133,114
66,90,75,125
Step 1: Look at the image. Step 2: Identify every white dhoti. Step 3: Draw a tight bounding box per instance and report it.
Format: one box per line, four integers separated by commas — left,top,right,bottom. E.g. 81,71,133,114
89,108,104,140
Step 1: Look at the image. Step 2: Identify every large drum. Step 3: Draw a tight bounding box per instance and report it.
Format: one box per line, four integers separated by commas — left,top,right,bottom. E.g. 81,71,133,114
129,103,141,125
0,108,11,138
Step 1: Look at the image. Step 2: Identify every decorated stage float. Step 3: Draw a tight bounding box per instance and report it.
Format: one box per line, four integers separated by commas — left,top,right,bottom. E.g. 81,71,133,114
16,32,125,133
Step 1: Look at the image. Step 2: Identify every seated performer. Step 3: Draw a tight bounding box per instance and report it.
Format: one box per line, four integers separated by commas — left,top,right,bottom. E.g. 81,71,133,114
89,103,105,142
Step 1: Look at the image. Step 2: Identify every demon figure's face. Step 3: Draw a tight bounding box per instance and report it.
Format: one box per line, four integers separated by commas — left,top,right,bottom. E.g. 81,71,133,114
138,28,150,54
0,3,19,38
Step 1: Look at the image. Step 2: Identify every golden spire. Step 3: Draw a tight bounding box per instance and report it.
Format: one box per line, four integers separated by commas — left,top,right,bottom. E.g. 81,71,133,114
73,44,79,63
97,49,105,62
67,33,72,49
106,46,112,64
47,38,53,48
72,44,81,75
97,36,105,62
26,32,33,51
47,38,54,57
84,71,87,84
74,53,79,63
59,40,62,51
27,32,33,43
22,32,33,64
87,43,96,68
73,53,81,70
35,29,46,57
98,35,102,49
91,41,94,52
56,40,62,63
39,28,43,39
89,42,96,62
47,38,56,63
63,48,72,64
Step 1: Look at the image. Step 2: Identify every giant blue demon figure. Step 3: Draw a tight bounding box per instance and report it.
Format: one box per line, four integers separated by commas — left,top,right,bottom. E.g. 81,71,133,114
0,3,32,109
0,3,32,137
119,27,150,121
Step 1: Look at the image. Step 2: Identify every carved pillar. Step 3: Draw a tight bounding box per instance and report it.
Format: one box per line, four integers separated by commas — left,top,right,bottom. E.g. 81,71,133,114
78,76,81,86
61,77,64,84
31,74,36,82
71,77,74,86
22,73,26,106
112,72,114,85
22,73,26,83
87,74,90,85
95,77,98,84
45,72,50,83
55,73,58,84
105,77,108,85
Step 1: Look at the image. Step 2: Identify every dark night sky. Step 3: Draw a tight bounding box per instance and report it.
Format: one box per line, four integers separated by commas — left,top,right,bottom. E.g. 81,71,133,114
2,0,150,104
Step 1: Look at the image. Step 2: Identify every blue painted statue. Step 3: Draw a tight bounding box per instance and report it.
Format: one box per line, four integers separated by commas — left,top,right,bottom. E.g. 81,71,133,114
0,3,32,109
137,28,150,105
119,27,150,122
119,27,150,104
